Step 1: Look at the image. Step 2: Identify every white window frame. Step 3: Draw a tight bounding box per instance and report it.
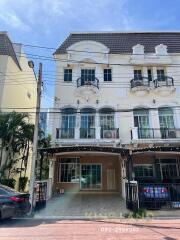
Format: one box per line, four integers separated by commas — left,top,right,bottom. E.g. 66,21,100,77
103,68,112,82
134,164,154,178
58,158,80,183
99,113,115,129
64,68,73,82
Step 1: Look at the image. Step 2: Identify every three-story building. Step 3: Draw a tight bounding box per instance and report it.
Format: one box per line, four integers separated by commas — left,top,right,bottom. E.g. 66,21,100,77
48,32,180,199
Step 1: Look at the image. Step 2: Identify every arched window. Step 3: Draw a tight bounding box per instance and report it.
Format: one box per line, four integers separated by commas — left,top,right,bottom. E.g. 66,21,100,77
133,109,150,139
80,108,96,138
158,108,175,138
60,108,76,138
99,108,115,130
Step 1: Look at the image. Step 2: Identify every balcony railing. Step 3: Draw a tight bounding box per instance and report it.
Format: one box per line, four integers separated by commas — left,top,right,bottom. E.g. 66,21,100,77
154,76,174,88
77,77,99,89
80,128,96,139
56,128,75,139
130,77,150,89
131,127,180,140
101,128,119,139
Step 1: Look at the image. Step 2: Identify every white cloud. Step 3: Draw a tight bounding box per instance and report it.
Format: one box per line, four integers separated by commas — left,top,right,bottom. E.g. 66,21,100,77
0,11,30,31
0,0,131,34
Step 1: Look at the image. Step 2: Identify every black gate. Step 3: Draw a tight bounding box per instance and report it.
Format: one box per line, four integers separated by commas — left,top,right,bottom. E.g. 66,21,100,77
125,181,139,210
138,183,180,210
35,181,47,211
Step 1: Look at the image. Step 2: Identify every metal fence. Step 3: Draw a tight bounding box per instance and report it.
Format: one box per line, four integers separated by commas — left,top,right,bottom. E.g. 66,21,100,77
126,182,180,210
125,182,139,210
138,183,180,210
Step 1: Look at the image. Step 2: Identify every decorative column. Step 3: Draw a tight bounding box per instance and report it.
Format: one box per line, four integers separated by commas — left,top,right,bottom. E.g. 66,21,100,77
95,111,101,139
173,108,180,138
152,66,157,85
75,111,80,139
120,157,127,199
48,154,56,198
149,109,161,138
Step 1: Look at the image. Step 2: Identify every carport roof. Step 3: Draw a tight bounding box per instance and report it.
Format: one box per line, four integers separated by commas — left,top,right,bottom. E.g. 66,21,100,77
39,145,129,156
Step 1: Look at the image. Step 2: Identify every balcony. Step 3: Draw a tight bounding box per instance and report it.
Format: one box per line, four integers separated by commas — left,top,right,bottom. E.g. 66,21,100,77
101,128,119,139
80,128,96,139
130,77,150,88
154,76,174,88
56,128,75,139
130,77,150,95
131,127,180,141
77,77,99,89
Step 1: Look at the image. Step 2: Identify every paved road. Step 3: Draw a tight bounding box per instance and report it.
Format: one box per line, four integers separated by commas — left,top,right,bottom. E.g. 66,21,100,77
0,218,180,240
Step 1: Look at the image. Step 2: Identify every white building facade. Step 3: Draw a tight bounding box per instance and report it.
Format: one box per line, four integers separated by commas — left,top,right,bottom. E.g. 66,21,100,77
48,32,180,199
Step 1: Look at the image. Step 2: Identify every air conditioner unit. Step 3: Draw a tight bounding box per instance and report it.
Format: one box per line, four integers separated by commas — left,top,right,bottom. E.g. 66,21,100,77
103,130,117,139
168,130,176,138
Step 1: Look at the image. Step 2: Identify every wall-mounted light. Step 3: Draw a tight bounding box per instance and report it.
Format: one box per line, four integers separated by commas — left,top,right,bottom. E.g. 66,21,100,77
153,99,156,104
96,99,99,105
77,99,80,105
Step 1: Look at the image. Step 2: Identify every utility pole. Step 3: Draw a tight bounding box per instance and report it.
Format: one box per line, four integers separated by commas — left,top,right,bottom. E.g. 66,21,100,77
29,63,42,215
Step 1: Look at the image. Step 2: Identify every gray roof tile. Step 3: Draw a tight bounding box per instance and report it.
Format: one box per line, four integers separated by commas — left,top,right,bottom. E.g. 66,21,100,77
0,32,21,69
55,32,180,54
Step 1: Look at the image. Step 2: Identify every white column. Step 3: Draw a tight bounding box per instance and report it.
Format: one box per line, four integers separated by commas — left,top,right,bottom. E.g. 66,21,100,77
142,66,147,77
173,108,180,138
75,112,80,139
152,67,157,86
173,108,180,128
120,158,126,199
49,157,56,198
132,127,138,140
96,112,100,139
149,109,161,138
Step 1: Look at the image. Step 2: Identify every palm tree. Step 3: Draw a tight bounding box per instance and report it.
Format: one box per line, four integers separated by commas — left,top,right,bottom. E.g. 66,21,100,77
0,112,34,183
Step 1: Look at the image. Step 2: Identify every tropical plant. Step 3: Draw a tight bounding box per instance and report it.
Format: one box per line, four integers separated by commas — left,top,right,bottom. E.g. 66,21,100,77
36,134,51,180
0,112,34,187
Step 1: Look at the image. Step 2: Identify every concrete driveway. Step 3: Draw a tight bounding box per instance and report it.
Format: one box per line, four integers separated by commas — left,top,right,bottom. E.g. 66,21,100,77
34,193,128,218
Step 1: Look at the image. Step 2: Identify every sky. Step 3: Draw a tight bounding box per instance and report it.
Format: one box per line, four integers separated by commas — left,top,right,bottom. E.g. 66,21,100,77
0,0,180,108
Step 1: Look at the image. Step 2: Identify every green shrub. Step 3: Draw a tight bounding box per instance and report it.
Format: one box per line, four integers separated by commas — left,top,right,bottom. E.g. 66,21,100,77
124,208,153,219
19,177,28,192
0,178,16,188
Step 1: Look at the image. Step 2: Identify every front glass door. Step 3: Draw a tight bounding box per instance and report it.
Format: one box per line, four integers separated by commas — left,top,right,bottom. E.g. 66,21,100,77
80,164,101,190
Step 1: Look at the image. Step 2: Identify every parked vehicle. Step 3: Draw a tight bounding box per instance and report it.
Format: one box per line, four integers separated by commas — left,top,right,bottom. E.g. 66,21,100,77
0,184,30,219
139,184,169,209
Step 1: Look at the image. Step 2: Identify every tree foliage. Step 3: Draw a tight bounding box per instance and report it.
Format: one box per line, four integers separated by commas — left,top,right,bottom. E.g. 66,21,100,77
0,112,34,184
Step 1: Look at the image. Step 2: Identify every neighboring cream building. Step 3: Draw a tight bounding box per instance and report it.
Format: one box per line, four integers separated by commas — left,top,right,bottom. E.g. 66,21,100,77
0,32,37,189
43,32,180,201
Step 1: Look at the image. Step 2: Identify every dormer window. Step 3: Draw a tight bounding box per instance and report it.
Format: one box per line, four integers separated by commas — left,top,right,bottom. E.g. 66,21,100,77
155,44,168,55
132,44,144,55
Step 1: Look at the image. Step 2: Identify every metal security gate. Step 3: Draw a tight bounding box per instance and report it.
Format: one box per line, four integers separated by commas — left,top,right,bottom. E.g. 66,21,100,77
125,181,139,210
138,183,180,210
35,181,47,211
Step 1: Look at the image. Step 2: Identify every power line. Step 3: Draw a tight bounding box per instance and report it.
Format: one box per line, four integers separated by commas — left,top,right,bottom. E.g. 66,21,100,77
15,42,180,57
11,50,180,67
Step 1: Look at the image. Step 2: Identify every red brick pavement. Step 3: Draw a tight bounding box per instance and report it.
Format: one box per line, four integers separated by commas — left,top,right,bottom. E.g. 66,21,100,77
0,219,180,240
